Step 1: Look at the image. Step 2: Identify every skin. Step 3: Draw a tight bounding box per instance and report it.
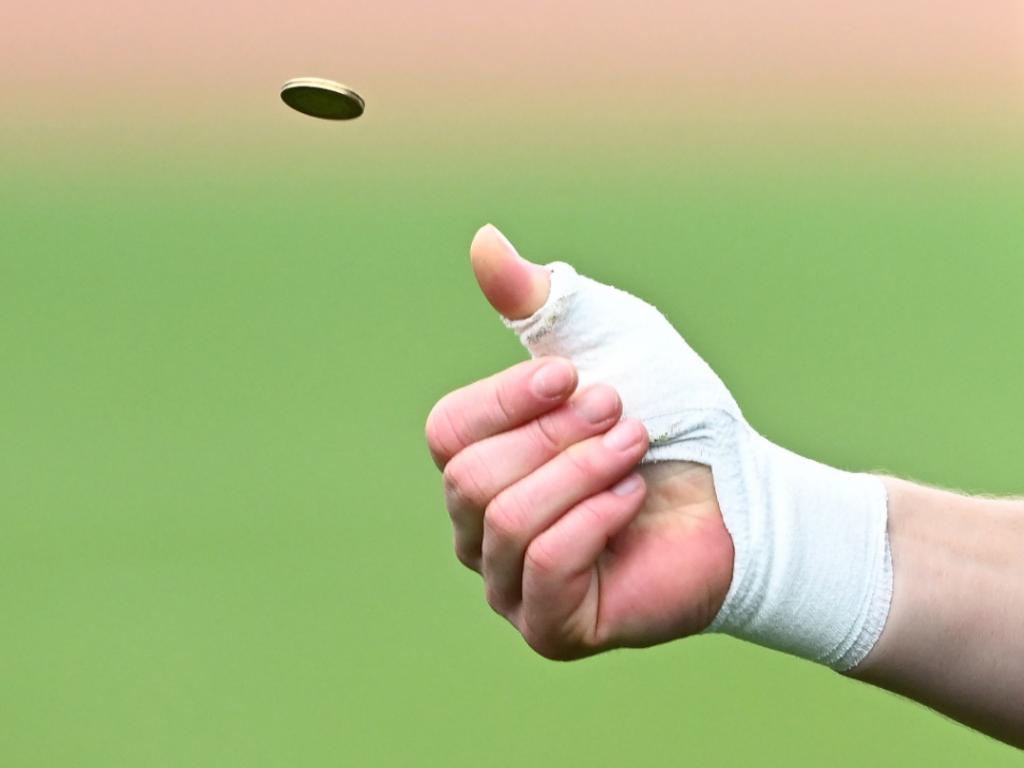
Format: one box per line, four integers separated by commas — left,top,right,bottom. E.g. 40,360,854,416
424,224,1024,748
851,479,1024,746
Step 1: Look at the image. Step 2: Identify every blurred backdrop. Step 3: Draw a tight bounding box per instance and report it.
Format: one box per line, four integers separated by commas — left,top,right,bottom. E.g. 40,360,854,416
2,2,1023,765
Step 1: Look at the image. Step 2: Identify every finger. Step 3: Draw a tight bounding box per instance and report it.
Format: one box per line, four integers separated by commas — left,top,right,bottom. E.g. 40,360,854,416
482,418,649,612
470,224,550,320
520,474,647,659
444,384,622,571
425,356,576,470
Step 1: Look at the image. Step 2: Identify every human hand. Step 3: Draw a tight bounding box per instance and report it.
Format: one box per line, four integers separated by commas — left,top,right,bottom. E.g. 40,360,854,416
425,226,733,660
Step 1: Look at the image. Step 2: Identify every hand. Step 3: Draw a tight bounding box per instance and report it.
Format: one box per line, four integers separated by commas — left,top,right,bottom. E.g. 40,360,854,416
425,226,734,660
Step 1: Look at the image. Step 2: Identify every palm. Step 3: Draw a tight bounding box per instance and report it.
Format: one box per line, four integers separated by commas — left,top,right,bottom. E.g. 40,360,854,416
582,462,733,652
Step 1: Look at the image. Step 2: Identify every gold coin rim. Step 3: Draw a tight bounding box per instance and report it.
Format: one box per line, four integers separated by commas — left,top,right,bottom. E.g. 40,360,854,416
280,77,365,119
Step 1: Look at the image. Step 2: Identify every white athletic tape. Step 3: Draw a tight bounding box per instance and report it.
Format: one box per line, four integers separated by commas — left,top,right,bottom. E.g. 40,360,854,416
505,262,891,670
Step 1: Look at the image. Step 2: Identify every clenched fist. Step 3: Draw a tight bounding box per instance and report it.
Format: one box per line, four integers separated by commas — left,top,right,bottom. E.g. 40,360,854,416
425,225,733,660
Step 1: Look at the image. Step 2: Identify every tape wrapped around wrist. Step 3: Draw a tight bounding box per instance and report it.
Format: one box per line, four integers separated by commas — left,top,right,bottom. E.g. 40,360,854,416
504,262,891,670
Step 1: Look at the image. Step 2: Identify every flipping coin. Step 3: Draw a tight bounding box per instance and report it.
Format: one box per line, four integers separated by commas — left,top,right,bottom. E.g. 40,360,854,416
280,77,365,120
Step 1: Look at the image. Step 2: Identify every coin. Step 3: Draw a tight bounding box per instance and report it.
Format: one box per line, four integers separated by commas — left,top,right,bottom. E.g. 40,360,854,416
280,77,365,120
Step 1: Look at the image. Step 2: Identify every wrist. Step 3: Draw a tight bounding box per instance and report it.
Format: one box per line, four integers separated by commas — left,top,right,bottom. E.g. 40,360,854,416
706,428,892,669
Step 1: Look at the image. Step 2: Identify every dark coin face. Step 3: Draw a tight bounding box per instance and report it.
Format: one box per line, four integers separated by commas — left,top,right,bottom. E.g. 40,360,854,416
280,78,365,120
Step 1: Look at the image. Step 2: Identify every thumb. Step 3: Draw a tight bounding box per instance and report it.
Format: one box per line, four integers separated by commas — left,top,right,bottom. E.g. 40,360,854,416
501,254,740,440
470,224,551,320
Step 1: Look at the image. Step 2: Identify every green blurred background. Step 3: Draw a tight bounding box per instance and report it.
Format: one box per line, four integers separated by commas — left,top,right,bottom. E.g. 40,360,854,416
2,1,1024,765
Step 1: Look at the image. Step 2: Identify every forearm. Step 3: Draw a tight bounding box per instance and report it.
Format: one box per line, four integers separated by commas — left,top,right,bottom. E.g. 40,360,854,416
848,477,1024,747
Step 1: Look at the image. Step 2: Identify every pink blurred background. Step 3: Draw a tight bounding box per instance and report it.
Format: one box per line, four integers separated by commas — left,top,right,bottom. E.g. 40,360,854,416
4,0,1021,131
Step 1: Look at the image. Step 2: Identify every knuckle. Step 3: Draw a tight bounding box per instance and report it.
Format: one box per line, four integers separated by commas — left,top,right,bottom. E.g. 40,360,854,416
424,402,443,446
520,620,575,662
484,492,530,545
424,399,465,466
492,378,519,426
574,496,608,528
563,441,601,479
485,584,511,616
523,536,560,579
454,543,481,572
530,411,564,454
442,455,491,510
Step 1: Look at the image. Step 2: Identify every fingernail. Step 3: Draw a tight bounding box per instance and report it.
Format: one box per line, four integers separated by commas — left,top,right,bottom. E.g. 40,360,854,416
612,473,643,496
602,419,644,451
572,386,618,424
531,361,574,399
488,224,520,259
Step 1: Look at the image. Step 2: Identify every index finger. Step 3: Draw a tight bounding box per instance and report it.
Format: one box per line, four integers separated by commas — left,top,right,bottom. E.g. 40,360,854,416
425,357,576,469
